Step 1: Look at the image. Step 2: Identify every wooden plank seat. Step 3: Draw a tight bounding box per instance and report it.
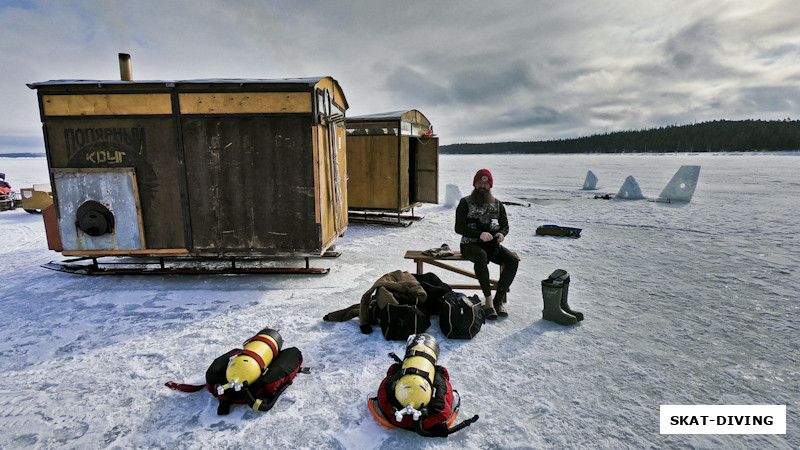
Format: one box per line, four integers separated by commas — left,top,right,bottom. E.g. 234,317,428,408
404,250,501,291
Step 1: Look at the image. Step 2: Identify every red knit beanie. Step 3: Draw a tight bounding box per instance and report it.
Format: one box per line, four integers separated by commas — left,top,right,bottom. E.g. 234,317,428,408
473,169,493,187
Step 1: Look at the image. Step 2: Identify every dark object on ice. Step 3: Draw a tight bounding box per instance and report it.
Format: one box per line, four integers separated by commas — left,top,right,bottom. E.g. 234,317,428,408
379,300,431,341
323,270,451,338
439,292,485,339
535,224,581,238
594,194,612,200
541,269,583,325
165,327,308,415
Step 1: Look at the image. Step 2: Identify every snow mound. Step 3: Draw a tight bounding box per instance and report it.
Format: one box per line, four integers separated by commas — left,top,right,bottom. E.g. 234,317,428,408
615,175,645,199
582,170,598,190
443,183,463,208
659,165,701,202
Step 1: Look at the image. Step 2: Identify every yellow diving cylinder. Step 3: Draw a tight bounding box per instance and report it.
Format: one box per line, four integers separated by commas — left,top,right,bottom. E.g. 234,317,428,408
394,333,440,410
223,328,283,391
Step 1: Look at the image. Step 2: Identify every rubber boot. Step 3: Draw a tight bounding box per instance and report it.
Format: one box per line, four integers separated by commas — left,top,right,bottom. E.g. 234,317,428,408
541,270,577,325
558,277,583,321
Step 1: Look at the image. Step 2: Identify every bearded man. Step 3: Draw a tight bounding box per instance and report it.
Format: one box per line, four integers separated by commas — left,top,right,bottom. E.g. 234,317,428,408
454,169,520,320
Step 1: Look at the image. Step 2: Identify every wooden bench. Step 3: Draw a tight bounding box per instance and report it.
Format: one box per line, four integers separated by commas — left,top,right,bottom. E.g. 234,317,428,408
404,250,500,291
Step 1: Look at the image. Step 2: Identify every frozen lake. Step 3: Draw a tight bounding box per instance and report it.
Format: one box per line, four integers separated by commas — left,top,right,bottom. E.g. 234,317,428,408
0,152,797,449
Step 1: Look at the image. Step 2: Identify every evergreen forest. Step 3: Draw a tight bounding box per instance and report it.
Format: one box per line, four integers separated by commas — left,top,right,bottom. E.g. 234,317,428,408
441,119,800,154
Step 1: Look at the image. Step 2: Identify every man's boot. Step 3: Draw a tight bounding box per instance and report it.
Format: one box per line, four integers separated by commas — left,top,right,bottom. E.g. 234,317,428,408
494,288,508,317
483,295,498,320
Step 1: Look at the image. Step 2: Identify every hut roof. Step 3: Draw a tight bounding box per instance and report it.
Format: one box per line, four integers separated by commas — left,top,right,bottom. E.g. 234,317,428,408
347,109,429,124
28,77,349,109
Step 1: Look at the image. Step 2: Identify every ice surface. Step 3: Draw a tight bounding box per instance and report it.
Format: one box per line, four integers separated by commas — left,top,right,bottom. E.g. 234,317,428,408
615,175,645,199
0,153,798,449
659,165,701,202
582,170,598,190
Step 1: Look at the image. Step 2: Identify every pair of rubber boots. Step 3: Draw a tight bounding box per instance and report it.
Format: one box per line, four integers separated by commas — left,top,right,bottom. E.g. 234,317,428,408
541,269,583,325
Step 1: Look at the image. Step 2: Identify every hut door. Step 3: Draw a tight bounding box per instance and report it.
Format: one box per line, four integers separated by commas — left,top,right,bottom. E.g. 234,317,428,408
411,136,439,204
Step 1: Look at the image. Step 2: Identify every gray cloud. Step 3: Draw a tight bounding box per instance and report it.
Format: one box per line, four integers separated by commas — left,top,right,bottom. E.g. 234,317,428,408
2,0,799,149
450,61,541,103
732,85,800,115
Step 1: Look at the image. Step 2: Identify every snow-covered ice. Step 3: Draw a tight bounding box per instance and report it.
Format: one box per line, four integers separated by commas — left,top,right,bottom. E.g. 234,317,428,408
0,152,797,449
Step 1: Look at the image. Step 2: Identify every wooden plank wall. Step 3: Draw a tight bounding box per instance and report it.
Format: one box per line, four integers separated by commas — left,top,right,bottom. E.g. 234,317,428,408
346,135,400,210
399,137,410,209
178,92,311,114
180,116,317,253
42,93,172,116
318,121,349,248
43,116,187,250
413,137,439,204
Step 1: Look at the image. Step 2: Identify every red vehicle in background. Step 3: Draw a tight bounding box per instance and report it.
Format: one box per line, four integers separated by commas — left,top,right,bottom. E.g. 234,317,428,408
0,173,20,211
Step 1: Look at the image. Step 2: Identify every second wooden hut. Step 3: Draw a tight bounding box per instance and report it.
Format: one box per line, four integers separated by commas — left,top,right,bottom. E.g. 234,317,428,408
346,110,439,223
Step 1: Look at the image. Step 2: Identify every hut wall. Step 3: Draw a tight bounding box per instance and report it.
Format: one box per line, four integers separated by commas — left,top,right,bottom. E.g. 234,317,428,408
314,119,348,246
39,96,187,251
399,137,410,209
346,135,401,210
180,115,318,252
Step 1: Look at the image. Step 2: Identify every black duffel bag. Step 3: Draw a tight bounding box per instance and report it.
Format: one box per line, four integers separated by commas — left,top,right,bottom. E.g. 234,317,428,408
439,292,485,339
379,300,431,341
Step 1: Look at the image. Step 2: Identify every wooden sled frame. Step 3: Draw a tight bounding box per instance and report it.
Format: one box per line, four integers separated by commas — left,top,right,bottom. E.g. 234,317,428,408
348,205,424,227
42,251,340,275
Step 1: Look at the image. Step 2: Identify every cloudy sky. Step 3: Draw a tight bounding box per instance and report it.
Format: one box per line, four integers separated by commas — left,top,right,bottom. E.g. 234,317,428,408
1,0,799,152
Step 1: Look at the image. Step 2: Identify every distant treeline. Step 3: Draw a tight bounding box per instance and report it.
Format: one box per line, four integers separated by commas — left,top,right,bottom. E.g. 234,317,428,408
0,152,46,158
441,120,800,154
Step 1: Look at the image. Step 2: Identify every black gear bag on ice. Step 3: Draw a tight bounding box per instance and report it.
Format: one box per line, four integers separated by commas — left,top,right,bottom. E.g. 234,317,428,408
439,292,485,339
379,300,432,341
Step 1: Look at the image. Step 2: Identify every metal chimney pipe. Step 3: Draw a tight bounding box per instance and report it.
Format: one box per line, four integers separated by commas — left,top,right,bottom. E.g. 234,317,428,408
119,53,132,81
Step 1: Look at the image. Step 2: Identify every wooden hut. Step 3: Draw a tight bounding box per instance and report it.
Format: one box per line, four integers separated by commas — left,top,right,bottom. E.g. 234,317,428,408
27,77,349,267
345,110,438,222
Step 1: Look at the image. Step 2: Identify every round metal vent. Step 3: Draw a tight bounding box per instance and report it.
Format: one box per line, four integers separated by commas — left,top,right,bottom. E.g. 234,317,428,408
75,200,115,236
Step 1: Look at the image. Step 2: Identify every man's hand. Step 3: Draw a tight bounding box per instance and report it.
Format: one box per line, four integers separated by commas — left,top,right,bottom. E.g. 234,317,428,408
495,233,505,243
480,232,493,242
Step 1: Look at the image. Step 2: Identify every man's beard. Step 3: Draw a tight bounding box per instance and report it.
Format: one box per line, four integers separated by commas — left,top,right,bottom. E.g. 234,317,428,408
470,187,495,205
